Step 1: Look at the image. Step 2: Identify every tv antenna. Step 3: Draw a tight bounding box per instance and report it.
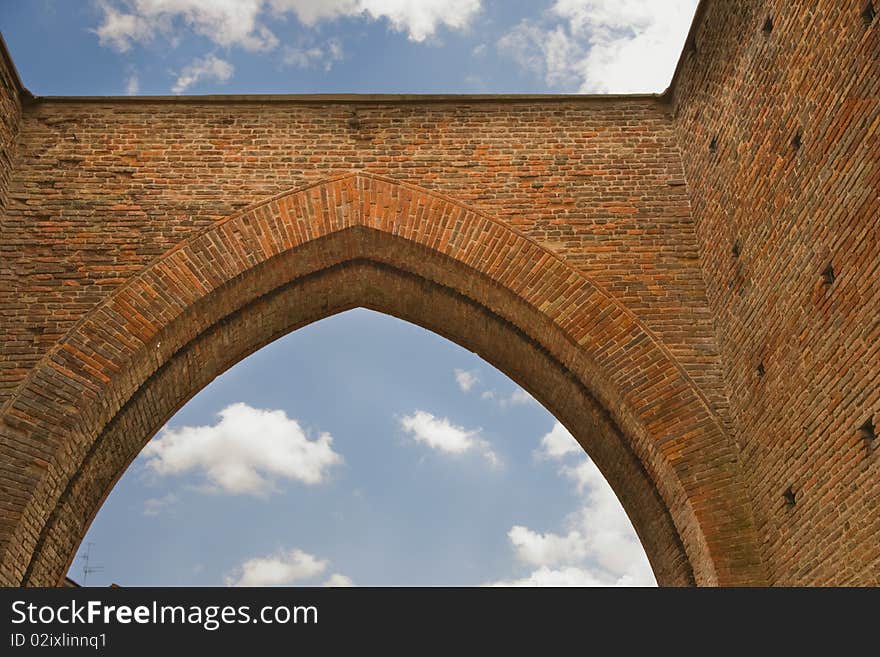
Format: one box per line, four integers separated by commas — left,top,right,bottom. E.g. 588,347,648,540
78,542,104,586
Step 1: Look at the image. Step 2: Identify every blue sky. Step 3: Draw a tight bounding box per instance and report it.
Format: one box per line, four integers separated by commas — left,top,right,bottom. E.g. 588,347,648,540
0,1,702,587
2,1,697,96
69,310,656,587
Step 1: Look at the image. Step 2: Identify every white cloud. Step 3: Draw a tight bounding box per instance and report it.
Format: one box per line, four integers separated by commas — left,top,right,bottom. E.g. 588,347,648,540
171,54,234,93
560,458,597,492
454,368,479,393
142,492,177,516
357,0,481,42
141,402,342,495
282,38,344,70
282,45,323,67
535,421,580,460
498,0,698,93
225,548,327,586
273,0,481,41
95,0,278,52
506,388,535,406
323,573,354,587
508,525,588,566
399,410,498,466
562,460,654,580
499,22,578,87
480,386,536,408
94,0,482,91
486,424,656,587
488,565,616,587
269,0,359,25
226,548,353,587
96,0,481,58
95,2,155,52
125,72,140,95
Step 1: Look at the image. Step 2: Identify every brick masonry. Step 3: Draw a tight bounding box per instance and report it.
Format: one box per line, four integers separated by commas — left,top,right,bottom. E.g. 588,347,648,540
670,0,879,585
0,0,876,586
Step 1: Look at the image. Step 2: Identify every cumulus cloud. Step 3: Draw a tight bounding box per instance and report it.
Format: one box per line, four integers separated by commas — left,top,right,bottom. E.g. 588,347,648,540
141,402,342,495
225,547,353,586
323,573,354,587
488,565,613,587
272,0,481,41
226,548,324,586
171,54,234,93
535,421,580,460
498,0,698,93
399,410,498,466
95,0,278,52
499,22,578,87
95,0,481,58
486,423,656,587
508,525,588,566
356,0,480,42
94,1,156,52
560,458,597,492
506,388,535,406
454,368,479,393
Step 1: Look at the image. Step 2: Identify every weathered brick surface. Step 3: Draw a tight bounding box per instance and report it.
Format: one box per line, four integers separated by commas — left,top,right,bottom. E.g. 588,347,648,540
0,36,20,218
0,0,876,586
24,243,697,587
670,0,879,584
0,173,763,586
0,98,727,422
0,37,22,375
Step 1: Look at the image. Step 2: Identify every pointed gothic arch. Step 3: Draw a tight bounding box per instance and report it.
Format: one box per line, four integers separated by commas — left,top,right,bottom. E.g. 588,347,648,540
0,173,765,586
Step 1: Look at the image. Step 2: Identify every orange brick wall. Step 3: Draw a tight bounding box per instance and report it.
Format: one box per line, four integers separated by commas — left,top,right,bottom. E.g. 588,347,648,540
0,36,22,280
0,91,755,586
670,0,879,584
0,96,728,419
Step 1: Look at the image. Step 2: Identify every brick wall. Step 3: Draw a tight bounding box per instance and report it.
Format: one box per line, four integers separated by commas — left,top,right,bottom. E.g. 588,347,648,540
670,0,879,584
0,36,21,216
0,96,729,421
0,90,759,585
0,35,23,341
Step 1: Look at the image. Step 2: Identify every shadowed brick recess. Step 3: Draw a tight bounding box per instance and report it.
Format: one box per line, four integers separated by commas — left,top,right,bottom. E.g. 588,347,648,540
0,0,877,586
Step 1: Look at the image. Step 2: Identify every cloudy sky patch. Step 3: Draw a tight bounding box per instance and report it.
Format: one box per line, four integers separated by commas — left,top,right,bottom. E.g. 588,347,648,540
3,1,697,95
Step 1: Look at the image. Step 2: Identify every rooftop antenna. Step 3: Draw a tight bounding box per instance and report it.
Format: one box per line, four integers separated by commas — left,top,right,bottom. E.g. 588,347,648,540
78,542,104,586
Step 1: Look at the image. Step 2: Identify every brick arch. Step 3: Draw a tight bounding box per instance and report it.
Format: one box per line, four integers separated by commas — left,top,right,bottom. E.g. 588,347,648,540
0,172,766,586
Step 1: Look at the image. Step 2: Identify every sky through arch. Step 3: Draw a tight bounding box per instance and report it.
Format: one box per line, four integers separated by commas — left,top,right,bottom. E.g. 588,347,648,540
71,309,656,587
